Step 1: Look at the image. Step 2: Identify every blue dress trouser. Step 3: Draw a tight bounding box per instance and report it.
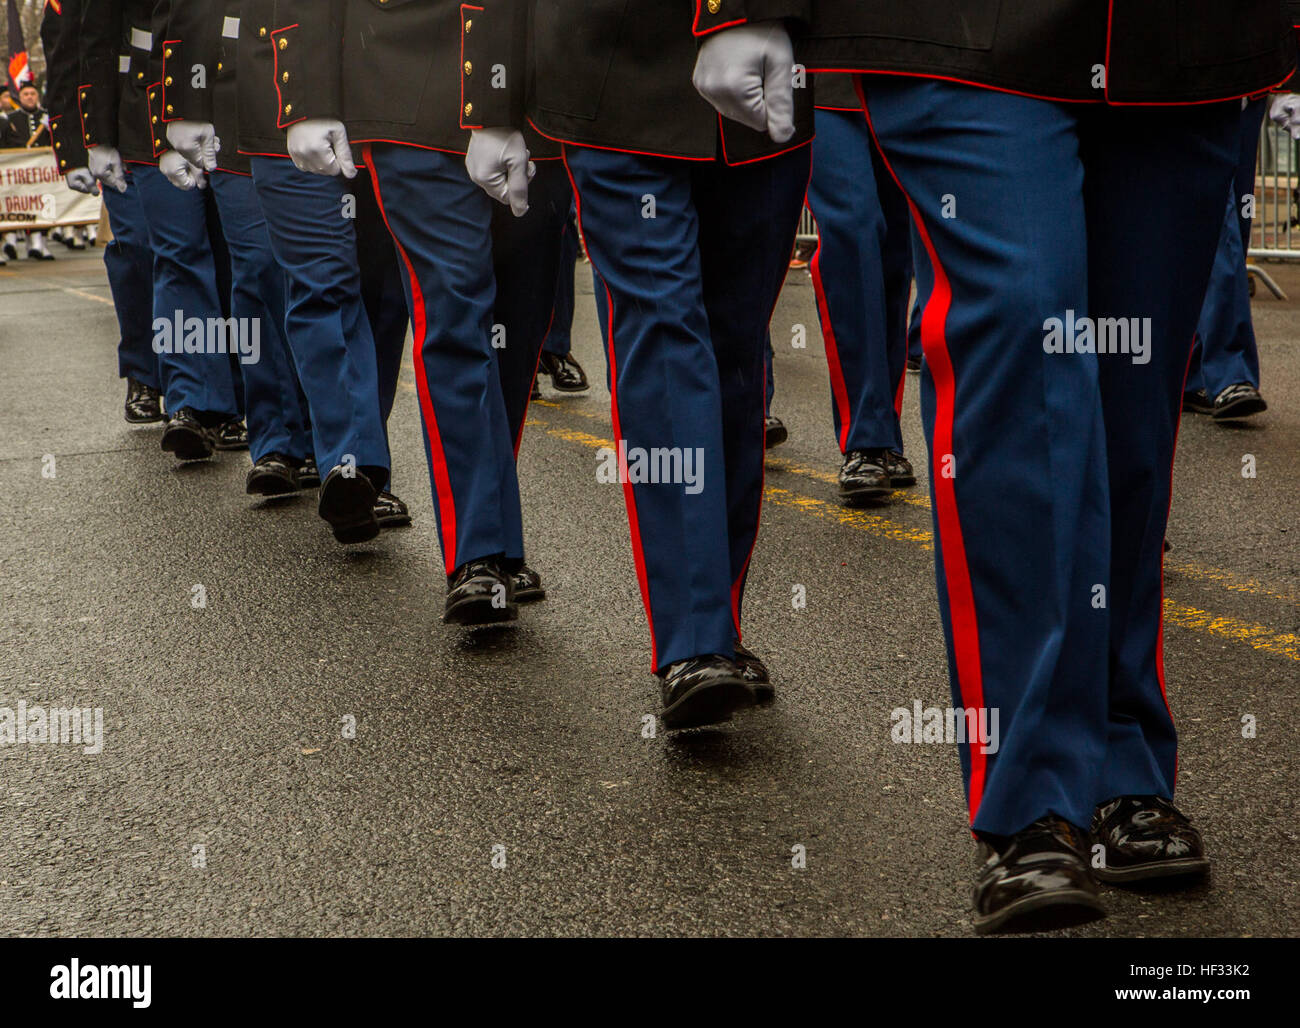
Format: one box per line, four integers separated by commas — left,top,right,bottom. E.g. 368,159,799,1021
208,171,312,463
131,163,239,417
102,171,159,390
365,144,568,577
543,202,580,359
564,143,811,673
1188,97,1267,396
249,156,392,483
490,162,573,453
858,77,1239,837
808,106,914,454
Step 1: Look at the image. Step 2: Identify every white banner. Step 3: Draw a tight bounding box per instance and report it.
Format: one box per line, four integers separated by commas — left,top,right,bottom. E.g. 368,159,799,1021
0,147,103,233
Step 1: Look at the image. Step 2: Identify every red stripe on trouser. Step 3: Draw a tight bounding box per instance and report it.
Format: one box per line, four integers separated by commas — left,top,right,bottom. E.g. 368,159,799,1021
562,150,659,670
808,224,854,454
364,143,459,575
857,90,989,824
893,358,906,419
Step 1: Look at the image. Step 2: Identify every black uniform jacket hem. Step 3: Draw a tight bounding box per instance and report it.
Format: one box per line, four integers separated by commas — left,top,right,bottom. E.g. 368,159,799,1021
796,1,1297,106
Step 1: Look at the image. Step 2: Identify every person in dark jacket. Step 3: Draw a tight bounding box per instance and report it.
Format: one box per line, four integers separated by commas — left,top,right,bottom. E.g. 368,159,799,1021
42,0,161,418
77,0,248,460
1,83,56,261
694,0,1296,932
157,0,317,500
464,1,813,729
267,0,569,623
807,72,916,506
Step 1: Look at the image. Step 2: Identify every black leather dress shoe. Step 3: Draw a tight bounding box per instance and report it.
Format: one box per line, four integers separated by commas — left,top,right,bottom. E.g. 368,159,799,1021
764,415,788,450
374,491,412,528
839,449,891,504
213,419,249,451
539,351,590,392
160,408,215,461
1091,796,1210,884
511,565,547,603
885,450,916,487
295,456,321,489
1182,389,1215,415
318,465,379,544
445,558,518,625
659,655,754,730
1212,382,1267,421
246,453,300,496
733,641,774,704
972,815,1106,935
906,356,922,373
124,378,164,424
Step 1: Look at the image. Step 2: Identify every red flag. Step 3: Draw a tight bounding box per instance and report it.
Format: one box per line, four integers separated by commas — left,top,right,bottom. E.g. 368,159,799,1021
6,0,33,94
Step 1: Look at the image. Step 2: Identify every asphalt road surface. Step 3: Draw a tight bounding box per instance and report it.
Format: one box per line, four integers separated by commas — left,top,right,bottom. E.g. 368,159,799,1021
1,244,1296,938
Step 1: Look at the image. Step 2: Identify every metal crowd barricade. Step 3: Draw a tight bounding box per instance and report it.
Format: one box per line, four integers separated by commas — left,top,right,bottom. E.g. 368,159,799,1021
1251,118,1300,299
795,206,818,251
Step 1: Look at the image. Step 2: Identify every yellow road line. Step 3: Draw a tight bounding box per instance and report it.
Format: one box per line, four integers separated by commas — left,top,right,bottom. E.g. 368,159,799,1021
524,412,1297,663
1163,602,1300,662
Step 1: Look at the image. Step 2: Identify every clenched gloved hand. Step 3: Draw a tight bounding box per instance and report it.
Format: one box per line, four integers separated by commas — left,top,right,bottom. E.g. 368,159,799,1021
87,145,128,193
692,21,796,144
1269,93,1300,140
160,149,208,190
166,120,221,172
286,118,357,178
465,127,535,217
65,167,100,196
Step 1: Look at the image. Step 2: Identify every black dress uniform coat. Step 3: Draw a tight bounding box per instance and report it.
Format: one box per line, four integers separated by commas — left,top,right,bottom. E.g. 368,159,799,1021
463,1,813,163
694,1,1297,105
77,0,174,163
40,0,89,173
266,0,491,155
3,104,51,149
158,0,253,172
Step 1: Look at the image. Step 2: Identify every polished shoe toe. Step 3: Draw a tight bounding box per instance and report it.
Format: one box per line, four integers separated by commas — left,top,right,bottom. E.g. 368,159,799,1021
374,491,412,528
1091,796,1210,885
973,815,1106,935
511,565,547,603
733,641,774,704
659,655,754,730
764,415,788,450
160,409,215,461
540,352,590,392
839,449,891,504
294,456,321,489
1212,382,1267,421
213,419,249,451
246,453,299,496
124,378,164,424
445,558,518,625
885,450,916,488
318,465,379,544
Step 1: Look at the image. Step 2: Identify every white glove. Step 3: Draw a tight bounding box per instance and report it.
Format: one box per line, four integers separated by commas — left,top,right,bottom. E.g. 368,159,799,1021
1269,93,1300,140
286,118,357,178
159,149,208,190
465,127,535,217
166,120,221,171
87,145,128,193
692,21,796,144
65,167,100,195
